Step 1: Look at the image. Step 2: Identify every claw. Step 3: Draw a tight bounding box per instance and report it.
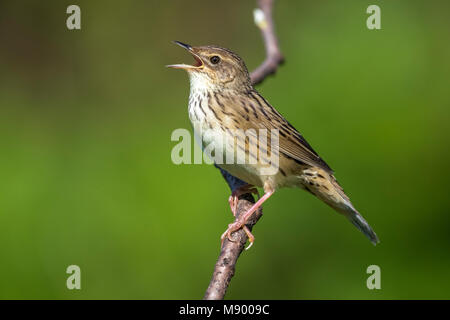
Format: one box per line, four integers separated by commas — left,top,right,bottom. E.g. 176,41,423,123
220,226,236,247
228,185,260,217
228,195,237,216
220,221,255,250
220,230,227,247
243,226,254,250
221,188,275,251
227,222,239,242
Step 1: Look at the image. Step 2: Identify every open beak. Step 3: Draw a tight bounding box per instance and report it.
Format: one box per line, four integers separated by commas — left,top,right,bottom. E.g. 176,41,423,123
166,41,204,70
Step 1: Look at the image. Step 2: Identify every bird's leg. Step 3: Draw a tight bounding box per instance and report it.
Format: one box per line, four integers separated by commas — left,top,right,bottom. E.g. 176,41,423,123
228,184,260,217
226,185,259,249
221,189,274,250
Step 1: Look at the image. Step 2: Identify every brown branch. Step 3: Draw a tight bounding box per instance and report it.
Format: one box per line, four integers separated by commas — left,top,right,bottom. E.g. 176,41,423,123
251,0,285,85
204,0,284,300
203,192,263,300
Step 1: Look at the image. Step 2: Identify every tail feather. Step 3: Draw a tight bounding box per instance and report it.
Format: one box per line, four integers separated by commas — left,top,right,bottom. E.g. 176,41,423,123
346,209,379,245
300,167,380,245
328,174,379,245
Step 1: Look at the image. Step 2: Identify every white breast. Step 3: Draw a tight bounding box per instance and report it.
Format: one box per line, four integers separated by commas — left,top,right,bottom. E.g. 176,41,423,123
187,74,227,160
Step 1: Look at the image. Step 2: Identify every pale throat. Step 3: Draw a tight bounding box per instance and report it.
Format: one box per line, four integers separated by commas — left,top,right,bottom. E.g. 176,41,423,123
188,71,217,95
187,71,213,125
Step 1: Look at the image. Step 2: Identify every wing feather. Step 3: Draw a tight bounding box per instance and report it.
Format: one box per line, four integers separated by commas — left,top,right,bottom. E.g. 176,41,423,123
228,90,333,173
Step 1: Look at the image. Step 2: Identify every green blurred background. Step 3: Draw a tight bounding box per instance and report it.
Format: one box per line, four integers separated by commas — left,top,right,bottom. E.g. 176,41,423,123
0,0,449,299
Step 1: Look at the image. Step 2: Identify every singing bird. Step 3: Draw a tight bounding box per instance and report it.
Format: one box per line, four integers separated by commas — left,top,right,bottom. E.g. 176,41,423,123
168,41,379,248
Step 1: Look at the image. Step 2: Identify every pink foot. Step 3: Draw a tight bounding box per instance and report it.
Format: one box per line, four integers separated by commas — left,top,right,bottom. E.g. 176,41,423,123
228,185,260,217
221,189,274,250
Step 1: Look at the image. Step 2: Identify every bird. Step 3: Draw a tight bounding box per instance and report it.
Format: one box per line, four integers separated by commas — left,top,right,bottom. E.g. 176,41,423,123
168,41,379,249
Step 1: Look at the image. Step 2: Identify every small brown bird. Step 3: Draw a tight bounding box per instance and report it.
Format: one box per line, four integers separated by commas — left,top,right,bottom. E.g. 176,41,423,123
168,41,379,248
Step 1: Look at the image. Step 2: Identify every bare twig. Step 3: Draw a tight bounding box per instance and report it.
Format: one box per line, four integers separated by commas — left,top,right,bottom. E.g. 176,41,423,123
204,0,284,300
203,191,263,300
251,0,285,85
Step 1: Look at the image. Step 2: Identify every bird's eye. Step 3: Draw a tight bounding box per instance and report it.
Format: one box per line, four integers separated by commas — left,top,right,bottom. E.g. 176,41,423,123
210,56,221,64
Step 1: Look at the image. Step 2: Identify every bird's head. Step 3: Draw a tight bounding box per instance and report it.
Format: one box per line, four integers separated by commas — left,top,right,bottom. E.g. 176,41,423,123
167,41,251,92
